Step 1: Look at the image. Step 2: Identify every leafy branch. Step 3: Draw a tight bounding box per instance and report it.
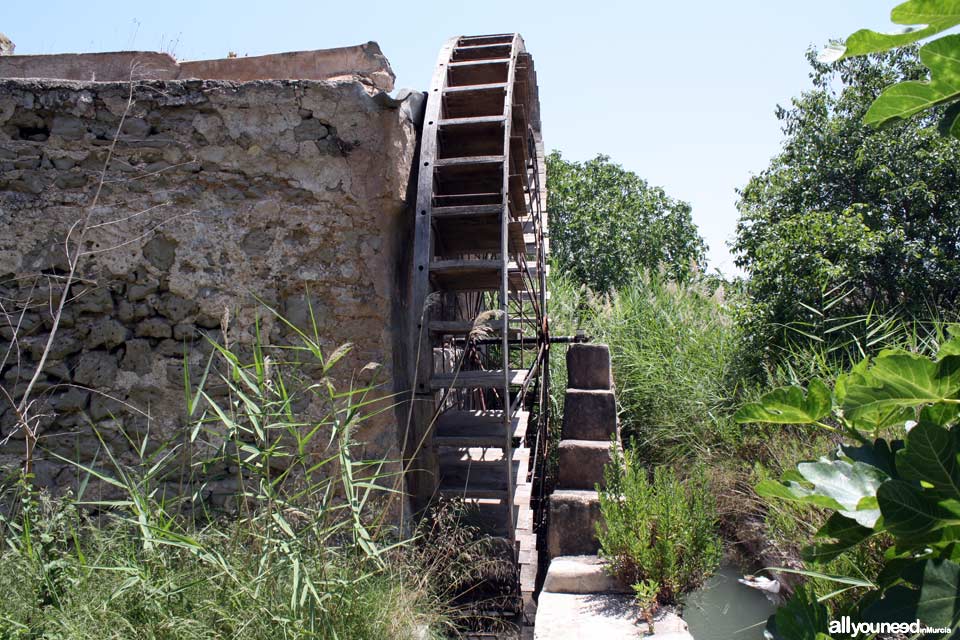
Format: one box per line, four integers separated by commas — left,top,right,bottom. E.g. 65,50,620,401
735,327,960,638
824,0,960,136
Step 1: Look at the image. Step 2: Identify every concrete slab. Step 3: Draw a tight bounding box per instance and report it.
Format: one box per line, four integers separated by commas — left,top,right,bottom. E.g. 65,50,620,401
535,593,693,639
542,555,630,594
547,490,602,558
567,343,613,390
0,42,395,91
0,51,178,82
562,389,617,441
558,440,613,489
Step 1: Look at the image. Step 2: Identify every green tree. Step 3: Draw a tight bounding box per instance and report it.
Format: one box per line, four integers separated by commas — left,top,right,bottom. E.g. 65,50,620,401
546,152,705,292
734,48,960,356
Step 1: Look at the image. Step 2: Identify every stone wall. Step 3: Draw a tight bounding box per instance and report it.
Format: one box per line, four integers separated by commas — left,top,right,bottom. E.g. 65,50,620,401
0,74,422,498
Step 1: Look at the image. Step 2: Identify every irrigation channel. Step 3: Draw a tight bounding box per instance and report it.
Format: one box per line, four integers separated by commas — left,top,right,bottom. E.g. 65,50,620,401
683,562,778,640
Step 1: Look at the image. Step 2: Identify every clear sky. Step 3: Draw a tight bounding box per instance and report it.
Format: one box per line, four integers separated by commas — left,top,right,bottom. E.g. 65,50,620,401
1,0,902,275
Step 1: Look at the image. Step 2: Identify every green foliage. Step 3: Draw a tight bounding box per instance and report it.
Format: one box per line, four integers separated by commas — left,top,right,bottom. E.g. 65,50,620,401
631,578,660,611
549,271,741,464
735,47,960,365
597,444,723,603
765,588,832,640
407,499,518,630
0,506,442,640
756,459,886,528
823,0,960,61
828,1,960,136
737,327,960,636
546,152,706,292
734,379,832,425
0,309,448,639
549,274,935,610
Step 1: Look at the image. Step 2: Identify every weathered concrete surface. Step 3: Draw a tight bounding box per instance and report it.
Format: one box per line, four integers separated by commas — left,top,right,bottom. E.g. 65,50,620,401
180,43,394,92
0,43,394,92
542,555,629,594
548,489,602,558
566,343,612,390
562,389,617,441
557,440,612,489
0,52,179,82
0,76,420,498
535,593,693,639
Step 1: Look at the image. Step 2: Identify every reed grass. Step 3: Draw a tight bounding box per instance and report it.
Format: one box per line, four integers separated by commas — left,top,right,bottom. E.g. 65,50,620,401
0,305,449,639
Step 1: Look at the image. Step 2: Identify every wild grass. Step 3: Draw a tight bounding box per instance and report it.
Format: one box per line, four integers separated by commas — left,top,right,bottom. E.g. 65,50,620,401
763,302,952,387
0,308,449,639
549,270,741,465
550,267,953,469
0,490,444,639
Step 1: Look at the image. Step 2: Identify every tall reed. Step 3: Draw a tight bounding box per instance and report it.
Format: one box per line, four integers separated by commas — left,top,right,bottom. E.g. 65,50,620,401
0,304,447,639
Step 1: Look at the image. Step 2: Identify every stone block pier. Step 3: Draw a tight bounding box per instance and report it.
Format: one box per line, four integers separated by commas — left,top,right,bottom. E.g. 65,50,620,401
536,343,693,639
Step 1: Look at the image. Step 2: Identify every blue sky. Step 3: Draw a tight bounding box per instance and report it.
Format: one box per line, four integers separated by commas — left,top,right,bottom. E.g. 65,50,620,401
2,0,902,275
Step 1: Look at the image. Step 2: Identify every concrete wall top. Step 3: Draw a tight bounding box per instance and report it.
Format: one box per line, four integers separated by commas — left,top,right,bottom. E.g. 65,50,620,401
0,51,180,82
0,42,394,92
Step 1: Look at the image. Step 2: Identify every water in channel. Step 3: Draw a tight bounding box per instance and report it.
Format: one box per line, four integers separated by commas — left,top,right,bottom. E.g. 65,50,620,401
683,562,778,640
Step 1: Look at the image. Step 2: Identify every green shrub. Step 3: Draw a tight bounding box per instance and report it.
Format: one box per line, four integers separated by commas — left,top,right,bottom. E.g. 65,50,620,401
597,443,723,603
596,275,741,463
733,44,960,362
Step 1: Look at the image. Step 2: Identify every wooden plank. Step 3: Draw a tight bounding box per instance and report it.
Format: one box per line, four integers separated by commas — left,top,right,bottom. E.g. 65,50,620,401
429,259,524,291
438,487,509,500
433,216,500,254
442,84,507,119
434,409,528,446
437,447,525,495
438,115,507,126
434,155,504,167
434,161,503,197
428,320,492,334
437,121,505,160
447,59,510,87
431,216,524,255
428,319,516,334
432,193,502,207
429,368,529,390
443,82,508,93
458,34,514,46
447,57,512,67
498,34,519,550
452,43,513,61
431,203,504,217
407,37,458,511
508,172,527,211
509,221,526,254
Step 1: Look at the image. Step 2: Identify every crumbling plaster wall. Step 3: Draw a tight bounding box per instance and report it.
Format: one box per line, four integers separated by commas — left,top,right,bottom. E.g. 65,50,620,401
0,75,423,498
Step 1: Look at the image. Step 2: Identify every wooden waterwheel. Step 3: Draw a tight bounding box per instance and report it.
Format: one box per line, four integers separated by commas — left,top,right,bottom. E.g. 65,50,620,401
407,33,550,616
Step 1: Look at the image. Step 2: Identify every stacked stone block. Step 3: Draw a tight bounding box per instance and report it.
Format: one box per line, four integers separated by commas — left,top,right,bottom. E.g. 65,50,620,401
547,343,618,558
